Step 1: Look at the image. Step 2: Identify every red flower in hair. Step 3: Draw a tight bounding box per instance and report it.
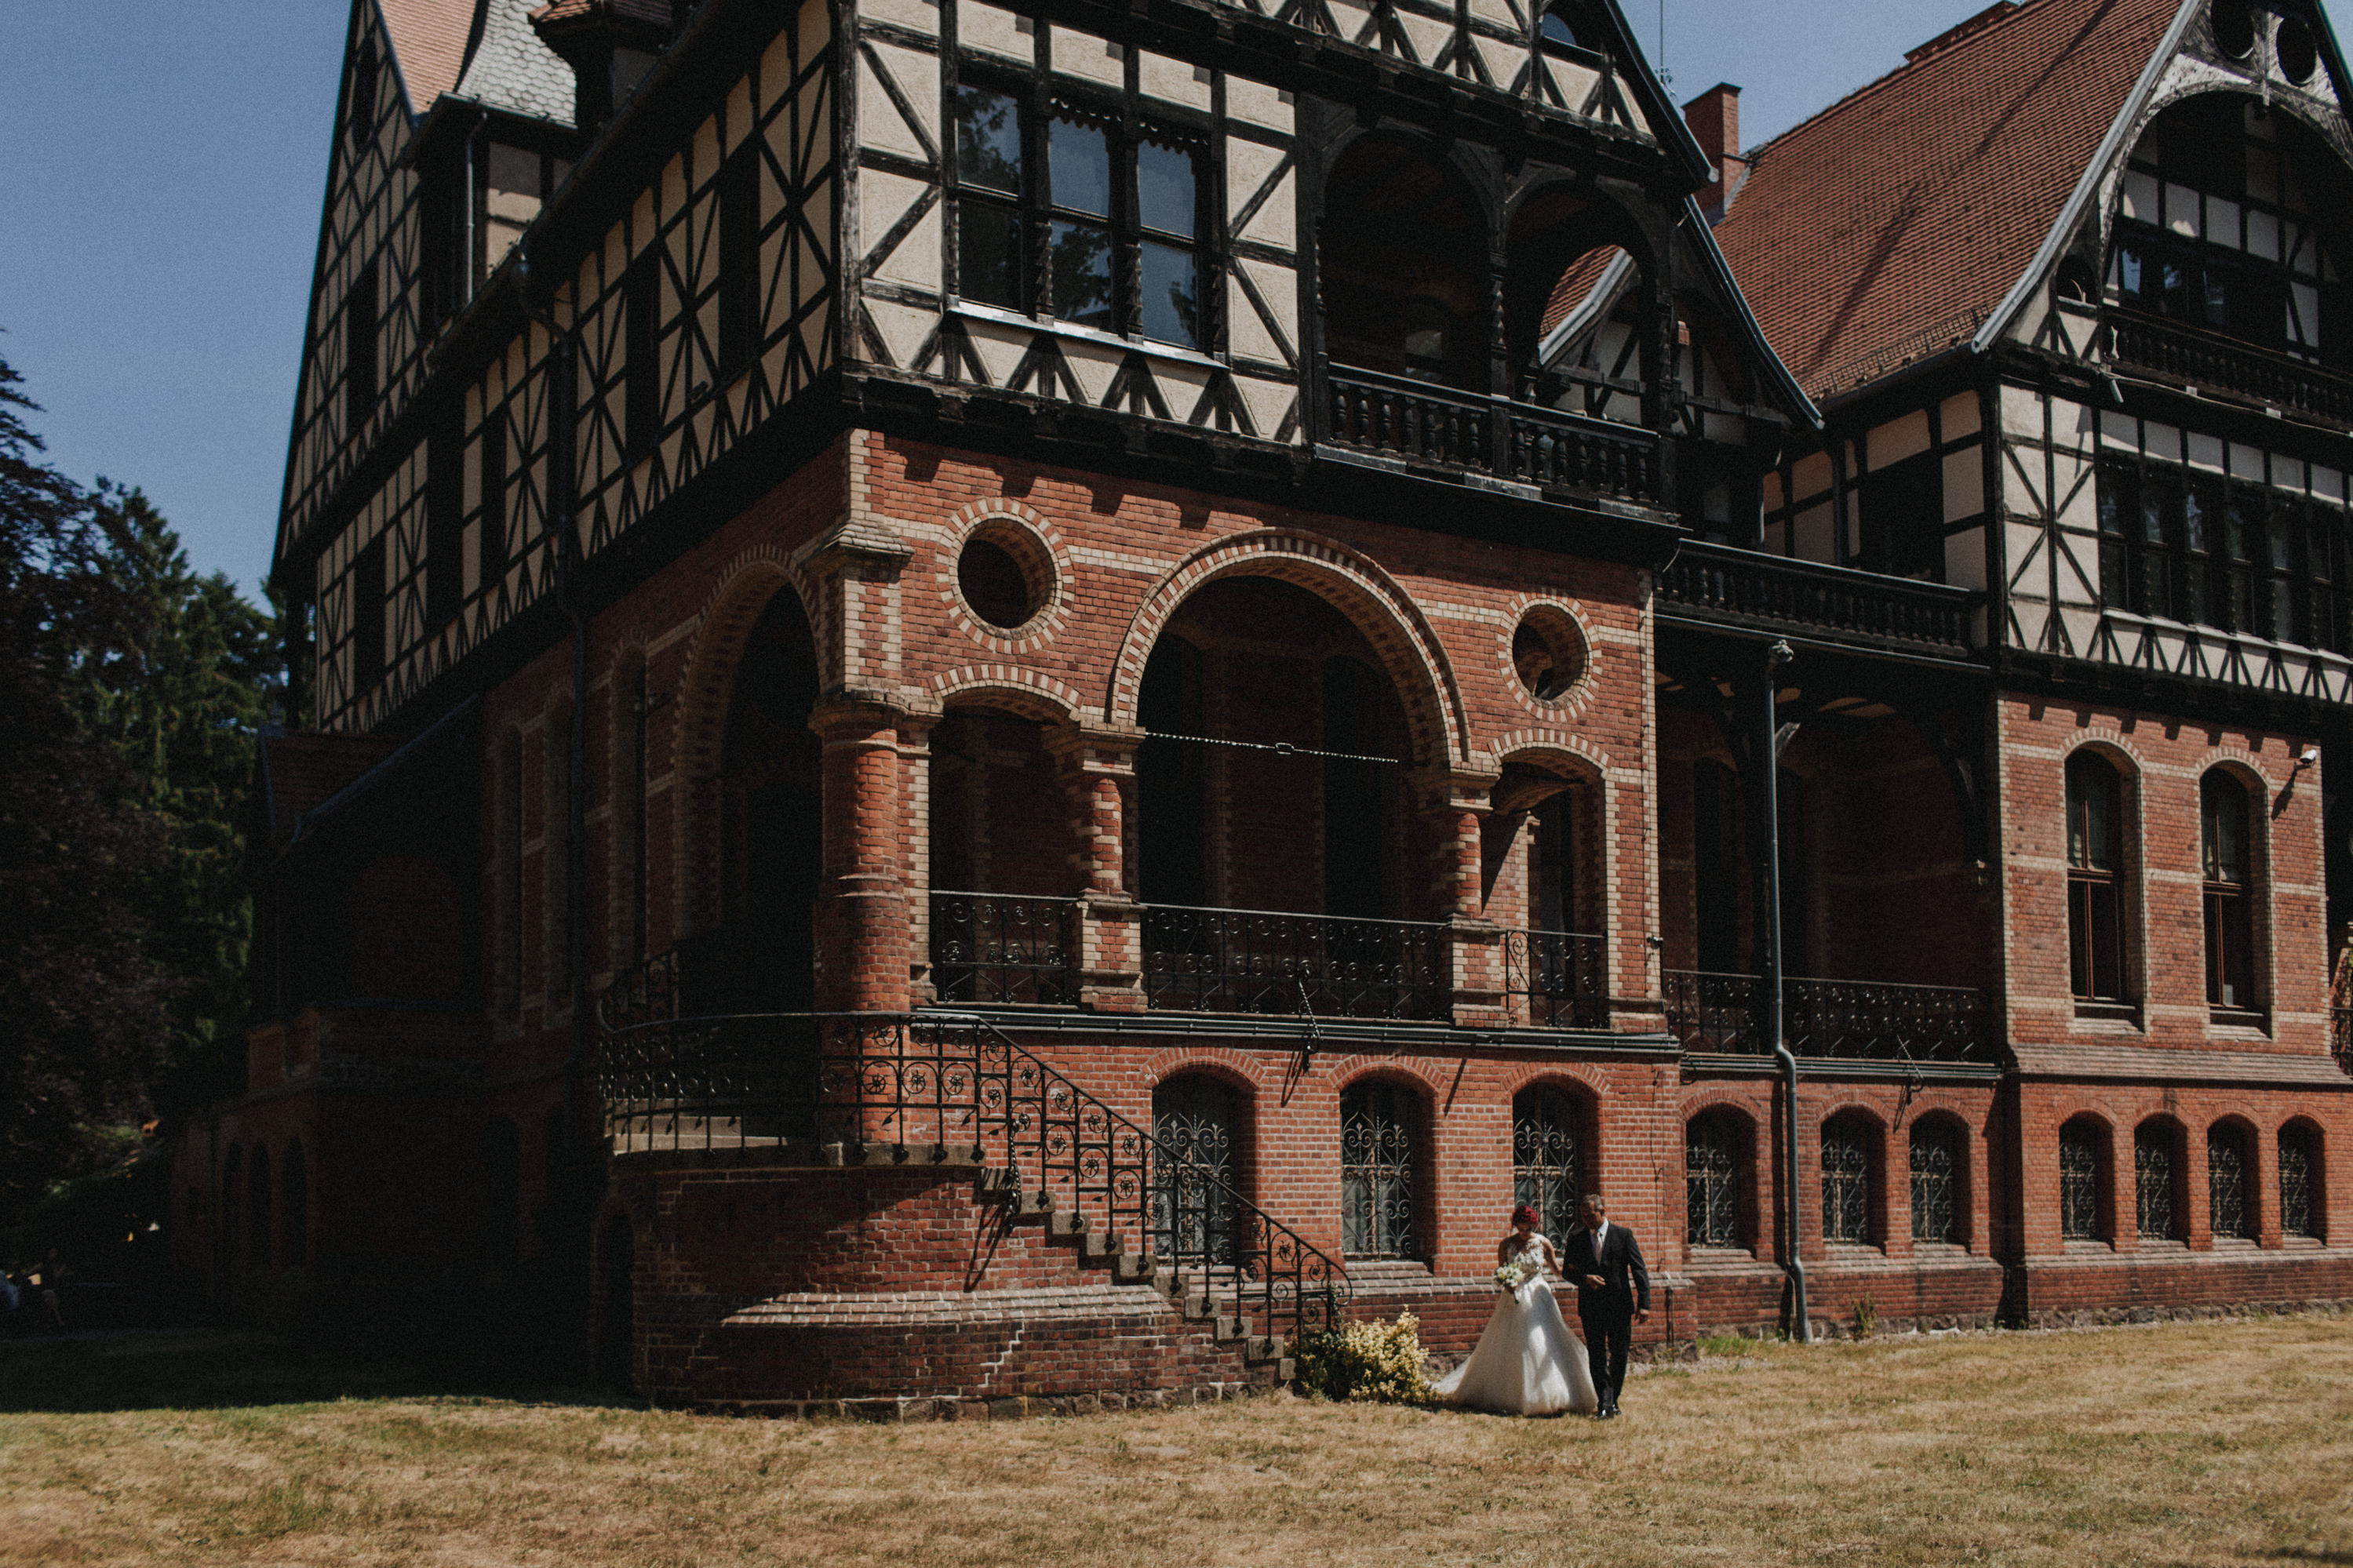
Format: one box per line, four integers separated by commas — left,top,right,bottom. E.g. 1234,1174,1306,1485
1510,1202,1540,1228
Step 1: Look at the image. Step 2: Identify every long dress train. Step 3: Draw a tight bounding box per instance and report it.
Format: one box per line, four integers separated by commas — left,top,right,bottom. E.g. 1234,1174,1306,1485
1433,1238,1601,1416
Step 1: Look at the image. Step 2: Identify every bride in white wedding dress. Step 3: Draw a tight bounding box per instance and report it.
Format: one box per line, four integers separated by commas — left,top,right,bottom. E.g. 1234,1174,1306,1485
1433,1203,1601,1417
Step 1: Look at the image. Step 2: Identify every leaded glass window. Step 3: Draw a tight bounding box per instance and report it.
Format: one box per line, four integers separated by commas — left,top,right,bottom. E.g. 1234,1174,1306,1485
1685,1111,1741,1248
2280,1124,2317,1237
1910,1119,1961,1244
2060,1121,2103,1240
1154,1075,1241,1266
2067,753,2125,1002
2208,1123,2252,1239
1341,1082,1418,1259
2202,773,2257,1013
1821,1114,1873,1244
2136,1124,2180,1239
1513,1087,1583,1241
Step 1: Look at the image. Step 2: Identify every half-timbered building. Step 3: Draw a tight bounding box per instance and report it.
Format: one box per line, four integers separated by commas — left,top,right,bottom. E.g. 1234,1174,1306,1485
172,0,2353,1401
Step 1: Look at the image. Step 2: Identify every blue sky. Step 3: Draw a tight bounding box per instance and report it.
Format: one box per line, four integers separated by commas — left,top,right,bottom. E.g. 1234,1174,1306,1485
1,1,2342,600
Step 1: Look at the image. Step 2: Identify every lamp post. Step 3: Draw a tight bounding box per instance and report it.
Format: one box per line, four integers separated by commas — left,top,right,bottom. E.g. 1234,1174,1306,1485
1760,638,1810,1343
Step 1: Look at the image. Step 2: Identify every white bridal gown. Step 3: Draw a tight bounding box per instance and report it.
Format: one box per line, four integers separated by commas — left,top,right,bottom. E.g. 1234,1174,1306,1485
1434,1237,1601,1416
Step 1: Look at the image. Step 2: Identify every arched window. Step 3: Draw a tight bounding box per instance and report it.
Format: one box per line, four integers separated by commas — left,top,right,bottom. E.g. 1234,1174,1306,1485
2280,1122,2320,1238
1154,1075,1243,1266
1820,1112,1876,1244
2136,1121,2184,1241
247,1144,275,1270
2060,1118,2106,1241
1910,1119,1963,1245
1321,137,1488,391
2067,752,2126,1003
2208,1122,2253,1239
1340,1081,1419,1259
1685,1110,1745,1248
1513,1086,1584,1240
282,1141,309,1267
2202,772,2257,1013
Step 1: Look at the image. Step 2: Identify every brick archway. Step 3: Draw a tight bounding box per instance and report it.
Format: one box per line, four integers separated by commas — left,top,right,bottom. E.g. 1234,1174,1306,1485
1105,529,1470,765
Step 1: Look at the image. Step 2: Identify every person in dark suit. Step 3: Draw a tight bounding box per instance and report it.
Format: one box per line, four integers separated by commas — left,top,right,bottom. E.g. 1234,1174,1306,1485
1563,1192,1648,1418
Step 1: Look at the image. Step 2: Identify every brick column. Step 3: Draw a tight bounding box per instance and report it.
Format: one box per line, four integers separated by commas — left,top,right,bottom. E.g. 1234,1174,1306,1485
1054,725,1145,1013
1418,766,1502,1028
813,697,910,1014
899,711,938,1005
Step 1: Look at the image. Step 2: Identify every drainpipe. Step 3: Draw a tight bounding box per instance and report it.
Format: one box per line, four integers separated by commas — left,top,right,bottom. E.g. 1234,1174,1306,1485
513,246,590,1177
1759,638,1810,1343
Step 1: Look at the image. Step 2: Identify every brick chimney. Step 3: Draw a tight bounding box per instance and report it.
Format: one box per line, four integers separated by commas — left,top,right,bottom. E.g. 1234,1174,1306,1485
1683,83,1748,221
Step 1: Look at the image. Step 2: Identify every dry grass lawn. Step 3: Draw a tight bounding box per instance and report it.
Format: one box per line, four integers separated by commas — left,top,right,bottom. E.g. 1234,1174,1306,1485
3,1315,2351,1566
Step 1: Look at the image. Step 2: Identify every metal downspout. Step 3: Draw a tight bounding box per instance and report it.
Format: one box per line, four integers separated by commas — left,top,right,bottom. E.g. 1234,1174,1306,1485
1761,638,1811,1343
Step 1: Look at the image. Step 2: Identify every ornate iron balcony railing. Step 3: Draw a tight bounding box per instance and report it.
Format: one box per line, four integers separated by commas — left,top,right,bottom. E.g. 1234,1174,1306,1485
1324,364,1661,505
595,1008,1348,1348
1663,970,1996,1064
1142,903,1449,1020
1656,539,1983,657
2333,1006,2352,1077
2105,311,2353,425
930,891,1076,1006
1502,928,1607,1029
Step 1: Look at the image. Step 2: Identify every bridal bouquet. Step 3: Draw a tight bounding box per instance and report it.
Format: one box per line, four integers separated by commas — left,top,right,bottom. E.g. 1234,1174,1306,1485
1493,1257,1542,1293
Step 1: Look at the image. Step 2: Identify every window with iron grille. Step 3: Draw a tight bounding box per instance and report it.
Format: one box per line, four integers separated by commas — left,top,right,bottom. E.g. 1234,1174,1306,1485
1685,1111,1742,1248
2208,1122,2252,1239
2067,751,2127,1002
951,80,1207,350
2136,1123,2180,1240
1910,1119,1961,1244
2201,772,2257,1013
2060,1120,2103,1241
1820,1114,1873,1244
1154,1075,1241,1267
1341,1081,1418,1259
2279,1124,2316,1237
1513,1087,1583,1242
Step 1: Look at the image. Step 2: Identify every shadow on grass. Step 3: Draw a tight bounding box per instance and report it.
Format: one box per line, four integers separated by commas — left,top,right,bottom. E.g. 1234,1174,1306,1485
0,1326,642,1416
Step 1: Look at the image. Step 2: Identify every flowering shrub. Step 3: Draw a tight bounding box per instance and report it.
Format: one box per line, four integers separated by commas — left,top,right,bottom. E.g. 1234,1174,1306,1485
1294,1312,1433,1403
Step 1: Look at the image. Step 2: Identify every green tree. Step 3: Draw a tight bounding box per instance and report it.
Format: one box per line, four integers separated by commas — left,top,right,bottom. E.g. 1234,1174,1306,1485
0,354,170,1212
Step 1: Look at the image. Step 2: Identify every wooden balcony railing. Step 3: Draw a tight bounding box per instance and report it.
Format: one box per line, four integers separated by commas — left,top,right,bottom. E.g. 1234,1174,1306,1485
1664,970,1996,1064
1656,539,1983,657
2104,311,2353,425
1324,364,1661,506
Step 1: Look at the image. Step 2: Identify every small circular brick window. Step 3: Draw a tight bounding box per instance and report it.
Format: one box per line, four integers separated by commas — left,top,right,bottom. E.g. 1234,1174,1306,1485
956,522,1051,631
2212,0,2256,60
1512,607,1588,703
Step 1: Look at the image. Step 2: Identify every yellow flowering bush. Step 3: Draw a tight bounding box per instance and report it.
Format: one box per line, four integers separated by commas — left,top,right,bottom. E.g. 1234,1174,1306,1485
1294,1312,1433,1403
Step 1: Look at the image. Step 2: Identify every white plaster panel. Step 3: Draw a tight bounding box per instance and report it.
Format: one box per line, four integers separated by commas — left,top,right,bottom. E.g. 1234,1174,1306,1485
1397,9,1452,64
1138,50,1212,110
860,169,935,276
2053,453,2095,528
1940,390,1980,438
2005,521,2045,573
1943,448,1985,520
1061,337,1122,404
1791,450,1832,501
2053,397,2093,455
1238,256,1297,347
1051,26,1124,85
2315,464,2344,500
2100,409,2137,449
1546,59,1600,111
2060,604,2100,650
867,298,937,370
1227,275,1282,364
1794,504,1834,564
966,319,1030,384
1225,77,1293,133
2230,441,2266,481
858,51,931,160
1475,35,1523,85
2000,383,2042,439
1236,377,1297,442
1945,526,1987,591
1327,0,1374,45
1227,139,1294,246
2188,431,2225,472
863,0,940,34
1867,409,1930,468
960,0,1033,60
2144,420,2180,461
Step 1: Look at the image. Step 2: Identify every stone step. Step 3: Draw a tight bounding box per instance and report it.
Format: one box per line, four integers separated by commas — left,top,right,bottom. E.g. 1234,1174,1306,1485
1111,1253,1151,1284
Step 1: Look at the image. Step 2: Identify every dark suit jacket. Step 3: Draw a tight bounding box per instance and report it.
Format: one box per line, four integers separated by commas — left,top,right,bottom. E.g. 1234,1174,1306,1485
1563,1222,1649,1319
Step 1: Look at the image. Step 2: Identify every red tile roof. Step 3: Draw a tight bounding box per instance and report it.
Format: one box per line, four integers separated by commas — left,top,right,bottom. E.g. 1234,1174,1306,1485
1711,0,2182,400
378,0,476,110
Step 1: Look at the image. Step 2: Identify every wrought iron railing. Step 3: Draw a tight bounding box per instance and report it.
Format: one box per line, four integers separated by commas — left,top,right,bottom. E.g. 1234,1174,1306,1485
1324,364,1660,504
1656,539,1983,656
1502,929,1607,1029
1141,904,1448,1020
1663,970,1995,1063
596,1008,1348,1348
930,891,1076,1006
2105,311,2353,425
